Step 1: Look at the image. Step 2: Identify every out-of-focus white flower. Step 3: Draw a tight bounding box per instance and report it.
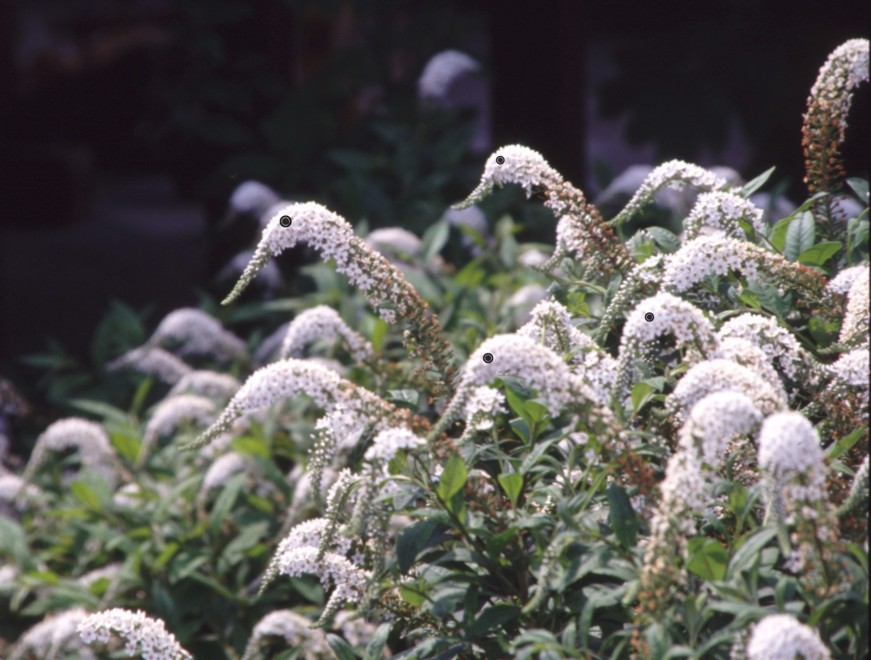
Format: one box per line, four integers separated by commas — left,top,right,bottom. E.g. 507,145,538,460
1,471,41,514
77,608,192,659
683,190,766,239
252,322,290,365
168,370,240,403
714,338,788,403
10,607,94,660
444,205,490,256
228,180,281,219
141,395,216,462
201,451,248,491
108,346,192,384
464,386,506,431
839,267,869,345
827,264,868,295
678,391,763,466
241,609,331,660
506,284,548,327
22,418,115,484
280,305,374,363
758,413,827,508
668,359,786,424
364,227,435,271
147,308,246,362
609,160,729,228
332,610,388,653
418,50,480,101
746,614,830,660
364,427,425,463
218,249,285,290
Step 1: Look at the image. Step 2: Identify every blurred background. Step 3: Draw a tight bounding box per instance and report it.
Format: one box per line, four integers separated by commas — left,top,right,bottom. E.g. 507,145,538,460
0,0,868,373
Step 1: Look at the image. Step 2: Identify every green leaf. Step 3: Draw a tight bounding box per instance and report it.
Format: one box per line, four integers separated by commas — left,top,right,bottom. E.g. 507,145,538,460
510,418,531,444
686,537,728,580
67,399,130,425
0,518,34,570
469,604,520,638
421,221,449,262
630,382,655,414
370,318,388,353
437,454,467,502
396,519,441,573
70,480,103,511
110,432,141,463
846,177,869,204
498,473,523,507
642,226,681,253
209,473,246,535
739,167,776,198
606,484,638,549
231,436,270,459
327,634,359,660
827,426,865,460
784,211,815,261
768,216,792,252
728,526,778,578
363,623,392,660
387,389,420,409
797,241,842,266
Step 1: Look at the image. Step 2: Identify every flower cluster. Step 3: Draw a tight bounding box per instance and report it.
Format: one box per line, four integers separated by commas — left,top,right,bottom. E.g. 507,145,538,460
838,266,869,346
10,607,92,660
241,610,331,660
201,451,248,492
682,190,766,240
140,394,216,464
463,386,506,432
364,427,426,464
280,305,374,363
595,255,665,342
108,346,192,384
826,264,867,295
167,370,241,403
714,338,789,404
23,417,115,484
228,180,282,223
77,608,192,659
418,49,480,101
146,308,246,362
746,614,830,660
609,160,729,228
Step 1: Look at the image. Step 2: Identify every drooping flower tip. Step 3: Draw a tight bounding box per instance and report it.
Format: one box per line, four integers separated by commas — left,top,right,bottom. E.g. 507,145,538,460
77,608,192,660
453,144,556,209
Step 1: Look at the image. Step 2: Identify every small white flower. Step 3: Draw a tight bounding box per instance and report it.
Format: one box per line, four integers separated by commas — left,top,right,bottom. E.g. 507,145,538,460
22,418,115,484
746,614,830,660
276,546,371,608
714,338,788,403
418,50,480,101
108,346,192,384
77,608,192,659
201,451,248,491
280,305,374,363
11,607,93,660
148,308,246,362
454,144,561,206
366,227,423,260
364,427,425,463
838,267,869,346
168,370,240,403
464,386,506,431
683,190,766,239
827,264,867,295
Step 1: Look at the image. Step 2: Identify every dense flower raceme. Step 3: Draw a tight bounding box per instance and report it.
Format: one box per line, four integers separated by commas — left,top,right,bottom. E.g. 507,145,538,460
108,346,192,384
827,347,870,410
517,299,617,403
608,159,729,228
594,254,665,342
185,359,399,451
146,308,246,362
453,144,632,278
280,305,374,363
802,38,869,216
826,263,868,295
417,49,480,101
22,417,115,485
838,265,869,346
167,370,241,404
240,609,332,660
463,386,507,433
222,202,456,395
682,190,766,240
139,394,216,465
77,608,192,660
9,607,93,660
746,614,831,660
713,338,789,404
614,292,717,399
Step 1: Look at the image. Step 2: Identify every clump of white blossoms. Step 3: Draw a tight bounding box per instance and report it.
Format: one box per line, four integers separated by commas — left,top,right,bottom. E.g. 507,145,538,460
227,180,282,222
280,305,374,363
838,266,869,346
9,607,93,659
240,609,331,660
77,608,192,660
614,292,716,399
454,145,631,278
827,347,870,410
364,427,426,464
608,159,729,228
463,386,506,432
140,394,216,464
745,614,831,660
417,49,480,101
595,254,665,342
22,417,115,484
682,190,766,240
826,263,868,295
677,390,763,466
806,39,870,144
200,451,248,492
108,346,192,384
223,202,456,395
146,308,246,362
714,338,789,404
168,370,241,404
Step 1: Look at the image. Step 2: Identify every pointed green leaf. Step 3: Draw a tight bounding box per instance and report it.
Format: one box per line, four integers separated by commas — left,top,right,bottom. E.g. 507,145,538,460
437,454,467,502
498,473,523,507
797,241,842,266
687,537,728,580
739,167,776,198
606,484,638,549
784,211,815,261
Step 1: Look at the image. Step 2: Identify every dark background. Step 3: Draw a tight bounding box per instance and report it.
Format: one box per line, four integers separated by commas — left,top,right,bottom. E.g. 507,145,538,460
0,0,868,371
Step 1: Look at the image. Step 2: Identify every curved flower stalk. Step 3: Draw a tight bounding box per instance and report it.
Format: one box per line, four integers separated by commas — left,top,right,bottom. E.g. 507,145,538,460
713,338,788,404
758,412,843,591
223,202,456,396
613,292,717,400
418,49,480,102
838,266,869,347
662,235,827,310
184,359,398,451
146,308,246,363
140,395,216,465
453,145,632,278
107,346,192,384
280,305,374,364
594,255,666,343
609,159,729,228
745,613,831,660
241,610,331,660
802,38,869,226
167,370,241,404
717,313,823,389
637,392,762,623
517,299,617,403
77,608,192,660
10,607,94,660
22,418,116,485
443,205,491,256
682,190,766,240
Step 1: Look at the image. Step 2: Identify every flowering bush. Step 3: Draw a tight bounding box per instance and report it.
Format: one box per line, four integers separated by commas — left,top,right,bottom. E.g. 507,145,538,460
1,39,868,659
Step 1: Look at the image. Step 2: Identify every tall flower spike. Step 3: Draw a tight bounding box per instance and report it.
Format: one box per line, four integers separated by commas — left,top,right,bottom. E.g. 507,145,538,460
453,145,632,278
838,266,869,347
77,608,192,660
107,346,192,384
223,202,456,396
22,417,115,484
682,190,766,240
802,38,869,226
147,308,246,362
280,305,374,363
140,394,216,465
185,359,397,451
614,292,717,400
746,614,831,660
609,159,729,228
